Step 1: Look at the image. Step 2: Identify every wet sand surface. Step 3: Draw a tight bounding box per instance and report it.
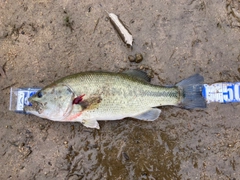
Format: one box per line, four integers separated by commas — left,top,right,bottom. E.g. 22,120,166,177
0,0,240,179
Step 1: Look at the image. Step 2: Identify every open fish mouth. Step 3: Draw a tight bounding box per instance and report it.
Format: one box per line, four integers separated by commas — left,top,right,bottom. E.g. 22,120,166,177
24,101,44,114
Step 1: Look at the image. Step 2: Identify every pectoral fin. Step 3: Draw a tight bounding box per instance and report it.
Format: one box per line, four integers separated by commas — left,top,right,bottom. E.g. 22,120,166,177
82,119,100,129
79,96,102,110
132,108,161,121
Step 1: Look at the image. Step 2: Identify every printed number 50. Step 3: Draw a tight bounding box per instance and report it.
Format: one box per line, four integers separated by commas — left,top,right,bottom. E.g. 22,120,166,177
223,84,240,102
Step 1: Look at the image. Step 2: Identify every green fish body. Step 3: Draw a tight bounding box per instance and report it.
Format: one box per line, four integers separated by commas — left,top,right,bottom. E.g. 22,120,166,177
24,70,206,129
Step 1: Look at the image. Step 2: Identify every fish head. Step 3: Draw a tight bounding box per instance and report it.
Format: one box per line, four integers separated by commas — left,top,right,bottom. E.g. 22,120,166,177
24,84,75,121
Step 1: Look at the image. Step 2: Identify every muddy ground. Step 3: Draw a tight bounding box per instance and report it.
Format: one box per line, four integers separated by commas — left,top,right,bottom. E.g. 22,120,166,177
0,0,240,179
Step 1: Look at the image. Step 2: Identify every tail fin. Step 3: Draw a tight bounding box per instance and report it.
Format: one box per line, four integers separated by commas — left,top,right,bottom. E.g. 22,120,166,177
177,74,206,109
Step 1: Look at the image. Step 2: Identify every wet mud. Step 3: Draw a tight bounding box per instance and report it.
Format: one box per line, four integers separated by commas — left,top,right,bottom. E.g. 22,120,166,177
0,0,240,179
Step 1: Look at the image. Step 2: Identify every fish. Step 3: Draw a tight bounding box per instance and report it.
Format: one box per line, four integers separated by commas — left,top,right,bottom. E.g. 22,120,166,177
24,70,206,129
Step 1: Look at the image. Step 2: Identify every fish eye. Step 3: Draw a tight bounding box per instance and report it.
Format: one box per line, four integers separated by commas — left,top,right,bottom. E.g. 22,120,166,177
37,91,43,98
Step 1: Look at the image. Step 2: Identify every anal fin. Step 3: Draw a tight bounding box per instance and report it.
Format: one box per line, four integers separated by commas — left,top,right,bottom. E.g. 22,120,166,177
131,108,161,121
82,119,100,129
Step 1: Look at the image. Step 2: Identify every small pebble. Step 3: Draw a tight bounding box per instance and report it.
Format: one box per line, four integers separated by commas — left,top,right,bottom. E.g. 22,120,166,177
39,124,45,130
18,144,32,158
64,141,68,148
128,55,135,62
135,53,143,63
147,70,154,78
122,152,129,160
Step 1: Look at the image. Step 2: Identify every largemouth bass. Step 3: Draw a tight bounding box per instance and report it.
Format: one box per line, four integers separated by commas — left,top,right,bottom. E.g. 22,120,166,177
24,70,206,129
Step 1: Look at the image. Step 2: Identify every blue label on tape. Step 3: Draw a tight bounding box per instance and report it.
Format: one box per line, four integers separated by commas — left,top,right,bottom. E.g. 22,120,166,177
222,83,240,103
202,83,240,104
16,88,41,111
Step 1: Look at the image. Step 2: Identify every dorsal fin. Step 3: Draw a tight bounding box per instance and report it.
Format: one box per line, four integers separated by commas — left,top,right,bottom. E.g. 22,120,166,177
122,70,151,82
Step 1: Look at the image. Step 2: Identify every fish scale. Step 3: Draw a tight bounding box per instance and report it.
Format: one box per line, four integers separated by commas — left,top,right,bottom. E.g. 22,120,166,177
64,72,179,105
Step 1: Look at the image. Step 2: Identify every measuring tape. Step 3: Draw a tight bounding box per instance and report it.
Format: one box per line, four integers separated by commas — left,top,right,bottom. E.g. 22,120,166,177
202,83,240,103
9,82,240,113
9,88,41,113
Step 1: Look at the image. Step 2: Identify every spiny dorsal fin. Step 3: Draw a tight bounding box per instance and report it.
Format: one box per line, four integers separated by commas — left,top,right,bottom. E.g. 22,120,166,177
122,70,151,82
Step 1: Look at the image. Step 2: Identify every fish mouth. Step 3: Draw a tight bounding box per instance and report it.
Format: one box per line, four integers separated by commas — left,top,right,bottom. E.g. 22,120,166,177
24,101,44,114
